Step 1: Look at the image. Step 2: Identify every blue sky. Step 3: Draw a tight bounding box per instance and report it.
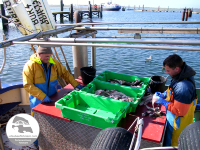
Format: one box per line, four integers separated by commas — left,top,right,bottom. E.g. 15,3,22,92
48,0,200,8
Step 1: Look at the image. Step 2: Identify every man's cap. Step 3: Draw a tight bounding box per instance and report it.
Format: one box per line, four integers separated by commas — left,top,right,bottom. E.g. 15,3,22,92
37,46,52,54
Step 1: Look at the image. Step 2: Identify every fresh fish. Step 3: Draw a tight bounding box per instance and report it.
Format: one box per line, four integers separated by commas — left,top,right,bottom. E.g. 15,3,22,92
140,94,153,106
107,78,144,88
142,105,164,119
95,89,134,102
146,105,159,112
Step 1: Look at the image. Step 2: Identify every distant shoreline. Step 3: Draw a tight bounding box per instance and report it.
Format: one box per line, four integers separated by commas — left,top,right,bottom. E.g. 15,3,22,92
49,5,200,9
49,5,200,13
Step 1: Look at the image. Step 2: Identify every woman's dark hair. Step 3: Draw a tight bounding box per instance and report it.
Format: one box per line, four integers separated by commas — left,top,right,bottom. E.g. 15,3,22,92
163,54,183,69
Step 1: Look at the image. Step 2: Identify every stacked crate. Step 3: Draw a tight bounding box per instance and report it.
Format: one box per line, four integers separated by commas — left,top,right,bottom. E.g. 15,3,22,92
55,70,150,129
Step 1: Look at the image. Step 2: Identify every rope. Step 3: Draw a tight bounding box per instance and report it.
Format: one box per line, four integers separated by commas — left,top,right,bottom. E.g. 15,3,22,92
0,34,6,74
0,14,33,33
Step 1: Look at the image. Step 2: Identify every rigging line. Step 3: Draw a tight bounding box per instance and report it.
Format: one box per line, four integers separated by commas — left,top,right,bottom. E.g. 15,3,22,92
55,35,72,74
0,14,33,33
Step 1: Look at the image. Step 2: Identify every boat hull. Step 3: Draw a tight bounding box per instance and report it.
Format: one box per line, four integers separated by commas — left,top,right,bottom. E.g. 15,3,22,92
103,7,121,11
103,5,121,11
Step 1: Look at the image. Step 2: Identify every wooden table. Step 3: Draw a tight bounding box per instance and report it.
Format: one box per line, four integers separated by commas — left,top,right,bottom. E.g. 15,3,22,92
33,79,167,149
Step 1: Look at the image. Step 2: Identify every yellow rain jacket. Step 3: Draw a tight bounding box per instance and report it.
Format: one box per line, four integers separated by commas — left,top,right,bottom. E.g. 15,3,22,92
23,54,79,112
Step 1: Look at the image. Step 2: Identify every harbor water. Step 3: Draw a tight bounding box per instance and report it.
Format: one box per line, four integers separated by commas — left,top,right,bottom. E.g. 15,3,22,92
0,7,200,87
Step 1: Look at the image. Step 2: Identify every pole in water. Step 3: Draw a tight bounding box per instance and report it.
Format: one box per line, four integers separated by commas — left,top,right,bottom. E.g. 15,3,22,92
60,0,64,23
189,9,192,17
182,9,185,21
0,4,8,30
185,9,188,21
89,2,92,19
100,4,102,18
70,4,73,22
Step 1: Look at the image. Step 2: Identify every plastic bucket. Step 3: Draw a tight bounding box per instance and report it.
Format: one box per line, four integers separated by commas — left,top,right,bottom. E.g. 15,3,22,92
150,76,167,94
80,66,96,85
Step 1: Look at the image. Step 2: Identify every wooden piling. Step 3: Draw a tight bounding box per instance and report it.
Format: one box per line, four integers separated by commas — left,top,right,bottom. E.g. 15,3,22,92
60,0,64,23
69,4,73,22
189,9,192,17
100,4,102,18
0,4,8,30
185,9,188,21
182,9,185,21
188,9,191,17
88,2,92,19
80,12,83,19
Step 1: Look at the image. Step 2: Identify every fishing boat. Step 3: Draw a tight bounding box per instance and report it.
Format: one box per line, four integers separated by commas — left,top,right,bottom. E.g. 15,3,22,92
0,1,200,150
102,1,121,11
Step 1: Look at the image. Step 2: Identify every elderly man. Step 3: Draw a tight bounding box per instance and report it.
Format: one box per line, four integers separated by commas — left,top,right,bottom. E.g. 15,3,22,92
23,46,83,146
153,54,197,146
23,46,83,113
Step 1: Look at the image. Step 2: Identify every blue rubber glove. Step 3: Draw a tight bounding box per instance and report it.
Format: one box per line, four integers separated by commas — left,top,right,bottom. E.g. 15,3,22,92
155,91,167,99
74,84,84,91
155,96,169,108
42,96,52,103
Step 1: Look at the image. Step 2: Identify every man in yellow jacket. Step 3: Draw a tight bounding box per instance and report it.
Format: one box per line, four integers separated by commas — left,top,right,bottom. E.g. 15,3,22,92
23,46,83,111
23,46,83,146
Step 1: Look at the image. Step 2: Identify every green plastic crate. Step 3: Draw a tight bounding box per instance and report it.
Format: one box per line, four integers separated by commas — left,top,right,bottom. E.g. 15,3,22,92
55,91,130,129
81,80,145,113
94,70,150,90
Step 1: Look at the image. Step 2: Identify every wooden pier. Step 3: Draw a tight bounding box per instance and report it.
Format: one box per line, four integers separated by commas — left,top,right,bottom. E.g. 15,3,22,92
52,10,102,22
123,5,200,14
52,2,102,23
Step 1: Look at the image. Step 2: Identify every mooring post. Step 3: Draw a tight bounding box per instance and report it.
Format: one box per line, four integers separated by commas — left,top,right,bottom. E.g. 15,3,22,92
158,6,159,11
143,5,144,11
188,9,192,17
0,4,8,30
88,1,92,19
190,8,192,17
168,6,169,12
80,12,83,19
185,9,188,21
60,0,64,23
70,4,73,22
182,8,185,21
188,9,190,17
100,4,102,18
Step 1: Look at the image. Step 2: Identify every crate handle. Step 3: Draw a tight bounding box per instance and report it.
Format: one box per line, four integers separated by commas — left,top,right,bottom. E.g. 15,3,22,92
55,103,63,109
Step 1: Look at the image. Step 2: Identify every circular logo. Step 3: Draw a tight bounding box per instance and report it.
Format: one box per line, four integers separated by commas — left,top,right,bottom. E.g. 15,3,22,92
6,113,40,146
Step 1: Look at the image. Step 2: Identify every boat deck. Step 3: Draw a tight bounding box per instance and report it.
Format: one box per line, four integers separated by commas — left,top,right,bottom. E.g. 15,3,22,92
31,79,166,149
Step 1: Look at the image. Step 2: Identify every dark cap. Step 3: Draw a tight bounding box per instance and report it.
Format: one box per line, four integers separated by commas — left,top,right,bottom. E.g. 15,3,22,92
37,46,52,54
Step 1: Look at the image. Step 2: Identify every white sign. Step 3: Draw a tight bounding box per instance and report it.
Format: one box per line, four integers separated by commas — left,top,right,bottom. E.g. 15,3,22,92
6,113,40,146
